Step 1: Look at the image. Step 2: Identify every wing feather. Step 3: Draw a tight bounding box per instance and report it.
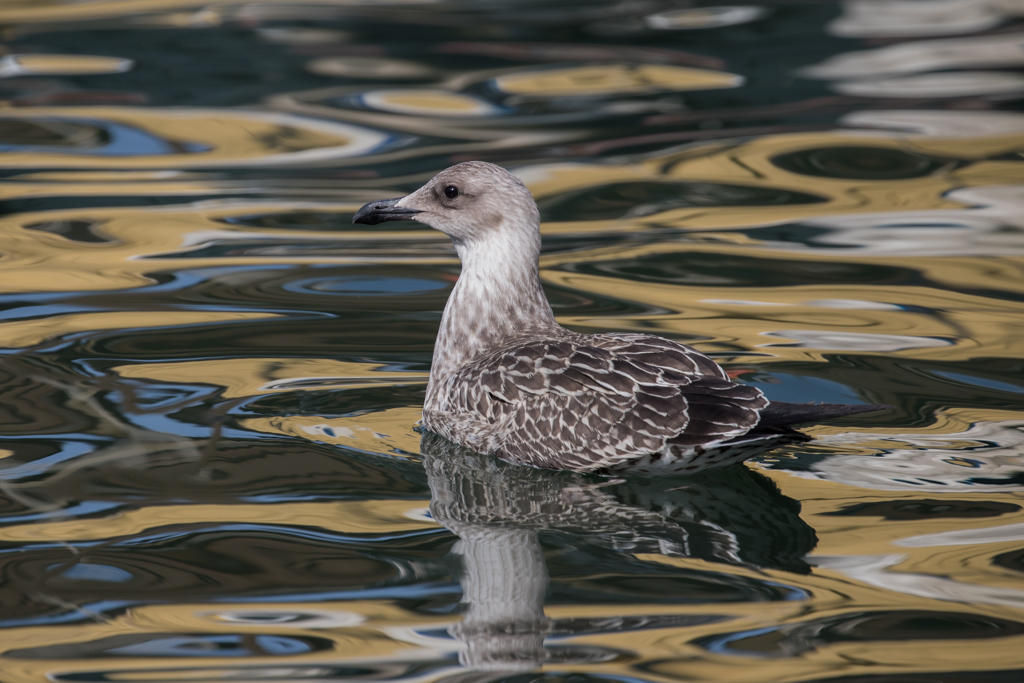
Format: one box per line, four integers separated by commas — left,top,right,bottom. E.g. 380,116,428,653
434,333,767,470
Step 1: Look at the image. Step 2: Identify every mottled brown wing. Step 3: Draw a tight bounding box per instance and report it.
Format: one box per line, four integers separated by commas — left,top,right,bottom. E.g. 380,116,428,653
447,334,767,471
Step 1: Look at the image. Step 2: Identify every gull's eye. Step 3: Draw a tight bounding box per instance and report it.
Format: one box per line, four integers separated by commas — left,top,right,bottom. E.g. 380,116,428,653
444,184,459,199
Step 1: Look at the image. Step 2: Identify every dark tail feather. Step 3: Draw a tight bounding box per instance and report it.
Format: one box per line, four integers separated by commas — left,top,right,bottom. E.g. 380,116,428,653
758,401,888,428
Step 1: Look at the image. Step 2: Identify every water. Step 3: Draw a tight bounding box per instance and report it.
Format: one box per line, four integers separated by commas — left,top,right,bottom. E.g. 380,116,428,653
1,0,1023,680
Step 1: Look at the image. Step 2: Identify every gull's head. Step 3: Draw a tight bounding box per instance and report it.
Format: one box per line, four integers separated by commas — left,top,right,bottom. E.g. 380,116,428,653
352,161,540,245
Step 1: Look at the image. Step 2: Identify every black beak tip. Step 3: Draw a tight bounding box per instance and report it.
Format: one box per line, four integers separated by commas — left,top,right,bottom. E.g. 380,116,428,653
352,197,419,225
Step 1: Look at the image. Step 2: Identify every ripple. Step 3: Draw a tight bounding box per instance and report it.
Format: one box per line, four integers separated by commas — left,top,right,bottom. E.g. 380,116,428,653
842,109,1024,137
308,56,435,80
797,411,1024,492
771,146,950,180
209,608,366,627
282,274,447,296
803,33,1024,79
0,118,108,149
563,252,892,287
0,109,389,168
0,54,132,77
491,63,742,96
540,180,825,221
833,71,1024,97
823,499,1020,521
23,218,113,243
933,370,1024,396
762,330,952,352
114,357,425,400
6,632,335,659
815,552,1024,609
257,26,351,46
897,521,1024,548
994,547,1024,574
798,186,1024,257
644,6,767,30
217,209,355,232
359,88,502,117
829,0,1013,37
0,310,278,349
288,60,742,132
695,609,1024,658
1,521,446,611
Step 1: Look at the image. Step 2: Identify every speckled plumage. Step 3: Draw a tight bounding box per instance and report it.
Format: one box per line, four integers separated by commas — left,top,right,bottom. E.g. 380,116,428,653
424,331,771,472
353,161,875,473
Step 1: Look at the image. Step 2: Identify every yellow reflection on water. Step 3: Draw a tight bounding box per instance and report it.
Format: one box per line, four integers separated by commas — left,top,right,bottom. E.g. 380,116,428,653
494,64,742,95
115,358,425,399
0,201,447,296
243,407,424,455
0,499,434,543
544,263,1024,362
0,54,132,76
0,311,277,348
0,107,385,168
525,128,1023,233
115,358,425,450
1,600,452,683
362,89,500,117
0,0,433,25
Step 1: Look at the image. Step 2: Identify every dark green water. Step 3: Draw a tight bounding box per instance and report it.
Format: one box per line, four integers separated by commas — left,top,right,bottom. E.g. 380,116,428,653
0,1,1022,680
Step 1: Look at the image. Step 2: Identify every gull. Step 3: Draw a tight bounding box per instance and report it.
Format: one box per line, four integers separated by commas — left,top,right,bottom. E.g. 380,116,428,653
354,161,880,474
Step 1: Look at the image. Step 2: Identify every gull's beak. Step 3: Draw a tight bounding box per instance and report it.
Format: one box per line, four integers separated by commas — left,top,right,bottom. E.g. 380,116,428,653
352,197,421,225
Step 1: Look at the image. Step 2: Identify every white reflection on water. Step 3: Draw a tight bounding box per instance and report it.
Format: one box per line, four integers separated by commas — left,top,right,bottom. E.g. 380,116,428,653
828,0,1017,38
803,418,1024,492
762,330,951,351
644,6,767,30
803,32,1024,79
815,553,1024,607
843,109,1024,137
833,71,1024,97
898,522,1024,547
209,608,366,628
801,186,1024,257
805,26,1024,98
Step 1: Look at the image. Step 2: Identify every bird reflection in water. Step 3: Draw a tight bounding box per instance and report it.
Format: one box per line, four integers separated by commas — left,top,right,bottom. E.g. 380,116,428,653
421,432,817,671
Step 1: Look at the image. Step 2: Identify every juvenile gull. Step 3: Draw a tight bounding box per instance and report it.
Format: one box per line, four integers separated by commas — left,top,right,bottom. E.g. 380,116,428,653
354,161,880,474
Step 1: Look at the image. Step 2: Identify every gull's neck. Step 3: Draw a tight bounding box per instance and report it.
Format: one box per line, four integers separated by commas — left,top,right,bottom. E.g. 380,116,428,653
425,226,558,409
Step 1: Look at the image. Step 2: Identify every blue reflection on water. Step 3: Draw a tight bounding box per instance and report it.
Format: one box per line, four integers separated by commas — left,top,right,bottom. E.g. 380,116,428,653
283,275,448,295
934,370,1024,395
54,562,135,583
745,371,864,405
0,118,210,156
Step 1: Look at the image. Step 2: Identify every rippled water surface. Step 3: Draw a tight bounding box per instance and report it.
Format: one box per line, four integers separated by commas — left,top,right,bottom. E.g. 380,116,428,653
2,1,1023,680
